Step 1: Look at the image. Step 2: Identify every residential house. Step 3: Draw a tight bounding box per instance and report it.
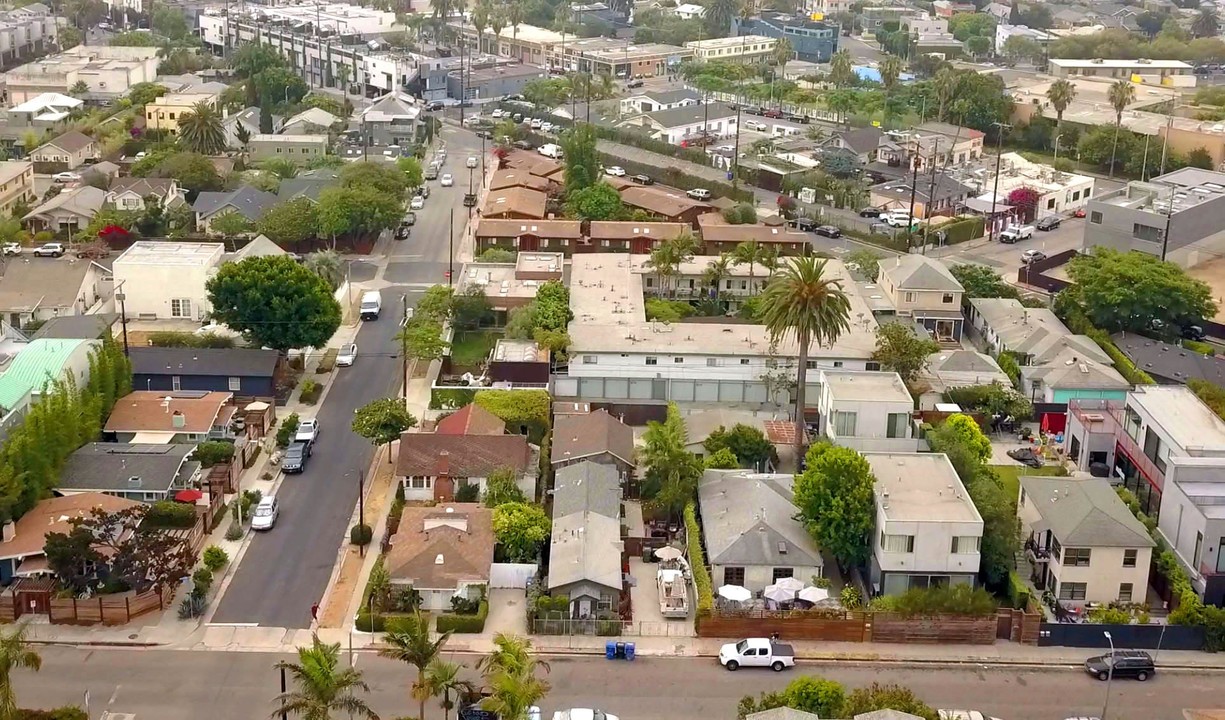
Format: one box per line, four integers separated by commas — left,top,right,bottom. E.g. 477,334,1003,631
359,91,421,147
145,90,225,136
104,390,236,444
698,468,825,592
548,460,624,617
1021,352,1130,405
275,168,341,205
0,161,35,216
112,241,226,321
863,452,983,595
618,88,701,117
30,314,117,341
673,3,705,19
23,186,106,233
621,187,712,226
995,23,1054,55
967,298,1107,366
877,255,965,342
551,409,634,475
384,503,494,611
474,219,583,254
823,126,884,165
1066,386,1225,605
248,134,329,164
27,131,98,170
489,169,552,194
1049,58,1195,88
1018,475,1155,607
435,403,507,436
2,46,160,105
879,122,985,170
1111,332,1225,386
685,36,778,64
585,221,689,254
6,93,81,140
57,442,201,502
129,347,279,397
0,338,98,435
868,173,975,219
0,5,58,68
0,257,109,327
0,493,140,584
483,187,549,220
917,350,1012,410
223,106,282,149
281,107,341,135
192,186,277,233
683,408,787,469
696,213,807,255
228,235,286,261
618,103,739,147
900,16,964,57
395,429,536,502
734,13,840,63
104,178,182,211
818,371,918,452
975,153,1095,219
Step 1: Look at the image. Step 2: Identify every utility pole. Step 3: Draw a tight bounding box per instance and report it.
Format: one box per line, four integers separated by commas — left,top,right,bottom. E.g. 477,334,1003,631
922,139,941,254
401,294,409,399
279,667,288,720
987,121,1012,243
459,12,467,125
448,207,455,286
1160,182,1175,262
905,133,921,251
357,468,365,558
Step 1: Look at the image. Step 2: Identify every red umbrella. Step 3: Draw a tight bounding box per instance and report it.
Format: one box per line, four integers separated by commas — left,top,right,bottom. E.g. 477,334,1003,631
174,489,203,503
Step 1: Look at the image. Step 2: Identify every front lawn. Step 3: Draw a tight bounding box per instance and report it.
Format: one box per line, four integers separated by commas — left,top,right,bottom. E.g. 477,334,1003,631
450,331,498,368
991,464,1067,511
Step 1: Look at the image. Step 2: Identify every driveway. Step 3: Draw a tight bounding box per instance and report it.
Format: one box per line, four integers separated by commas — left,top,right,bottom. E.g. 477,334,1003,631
932,217,1086,280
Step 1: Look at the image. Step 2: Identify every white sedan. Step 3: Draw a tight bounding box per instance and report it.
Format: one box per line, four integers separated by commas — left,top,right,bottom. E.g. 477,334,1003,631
410,195,425,210
336,343,358,367
604,166,626,177
440,174,454,187
52,171,81,183
466,156,478,168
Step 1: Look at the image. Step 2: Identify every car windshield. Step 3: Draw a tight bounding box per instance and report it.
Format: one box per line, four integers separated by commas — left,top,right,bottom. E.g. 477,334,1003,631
286,446,304,458
255,505,274,517
735,640,747,652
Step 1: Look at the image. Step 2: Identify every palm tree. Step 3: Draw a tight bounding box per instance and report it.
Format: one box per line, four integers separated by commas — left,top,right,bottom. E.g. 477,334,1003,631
378,611,452,720
405,12,427,42
508,0,524,43
1193,7,1219,38
932,66,957,122
772,37,794,70
879,54,903,120
480,667,550,720
827,49,855,89
704,0,738,37
758,257,852,456
476,634,551,678
430,0,454,41
1046,78,1077,160
423,658,476,717
69,80,90,97
490,7,507,49
272,634,378,720
336,64,351,95
731,240,766,295
645,231,698,297
1107,79,1137,178
178,101,227,155
703,253,732,294
0,624,42,720
472,0,491,54
304,250,344,290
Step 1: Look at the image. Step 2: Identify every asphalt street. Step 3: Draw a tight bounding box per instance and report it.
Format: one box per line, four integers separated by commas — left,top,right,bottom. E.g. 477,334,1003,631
210,124,483,628
14,648,1224,720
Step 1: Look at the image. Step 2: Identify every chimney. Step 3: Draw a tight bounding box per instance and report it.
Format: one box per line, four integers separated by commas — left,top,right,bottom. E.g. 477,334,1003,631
1,521,14,543
171,410,186,429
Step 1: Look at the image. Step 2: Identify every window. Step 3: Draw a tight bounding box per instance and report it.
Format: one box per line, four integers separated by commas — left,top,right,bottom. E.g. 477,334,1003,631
1194,531,1203,563
407,476,432,489
1123,549,1138,568
740,358,750,365
228,377,241,392
1133,223,1163,243
171,376,181,392
881,533,914,553
582,355,597,364
771,568,794,582
645,357,657,365
723,567,745,586
1143,428,1166,474
1090,211,1103,224
1047,198,1056,209
904,291,916,303
832,361,843,368
833,411,857,437
1063,548,1092,567
1118,583,1134,603
866,361,881,371
1050,536,1063,561
706,358,718,367
1058,582,1087,601
942,293,955,304
807,360,818,369
170,298,192,318
951,536,980,554
886,412,909,438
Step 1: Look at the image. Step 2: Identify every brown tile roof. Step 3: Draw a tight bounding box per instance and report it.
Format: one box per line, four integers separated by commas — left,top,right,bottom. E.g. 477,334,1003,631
551,409,635,465
397,433,531,478
504,151,562,177
603,177,633,191
483,187,548,219
587,221,689,241
385,503,494,587
475,218,582,239
763,420,805,445
435,403,506,436
104,391,234,434
620,187,709,218
489,169,552,192
0,493,141,561
698,214,808,245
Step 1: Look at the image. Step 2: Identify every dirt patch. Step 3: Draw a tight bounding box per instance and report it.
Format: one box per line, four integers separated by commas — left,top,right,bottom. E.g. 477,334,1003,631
1186,257,1225,322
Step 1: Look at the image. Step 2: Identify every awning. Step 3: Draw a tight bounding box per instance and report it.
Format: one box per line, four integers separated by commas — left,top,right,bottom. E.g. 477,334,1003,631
131,431,176,444
14,556,49,577
175,489,203,503
963,197,1014,214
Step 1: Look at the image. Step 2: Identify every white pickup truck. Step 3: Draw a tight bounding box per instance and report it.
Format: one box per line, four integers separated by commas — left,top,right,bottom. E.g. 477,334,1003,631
718,637,796,671
999,224,1035,243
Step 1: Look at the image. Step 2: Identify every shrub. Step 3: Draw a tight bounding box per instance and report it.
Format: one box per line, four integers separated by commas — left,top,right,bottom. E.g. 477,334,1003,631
350,523,374,546
841,585,863,609
1183,339,1216,356
193,440,236,468
1007,572,1030,610
224,521,244,541
316,347,339,373
299,379,323,404
455,482,480,502
474,389,551,442
355,611,385,632
202,545,229,572
145,500,198,528
192,567,214,594
1087,605,1134,624
276,413,300,447
147,331,235,348
178,593,206,619
997,352,1021,389
436,600,489,633
684,502,713,612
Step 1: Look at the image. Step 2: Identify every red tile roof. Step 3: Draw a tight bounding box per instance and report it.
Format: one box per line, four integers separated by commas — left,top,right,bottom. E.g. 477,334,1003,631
396,434,531,478
435,403,506,436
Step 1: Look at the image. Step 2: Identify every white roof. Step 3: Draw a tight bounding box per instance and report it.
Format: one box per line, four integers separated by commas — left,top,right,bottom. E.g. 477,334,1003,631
821,370,911,403
115,241,225,266
10,92,82,114
1050,58,1193,70
687,35,776,50
864,452,983,525
1128,385,1225,454
250,134,328,144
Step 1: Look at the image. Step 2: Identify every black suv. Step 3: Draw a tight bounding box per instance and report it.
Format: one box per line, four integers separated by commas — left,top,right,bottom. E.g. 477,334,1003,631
1084,650,1155,681
281,441,312,474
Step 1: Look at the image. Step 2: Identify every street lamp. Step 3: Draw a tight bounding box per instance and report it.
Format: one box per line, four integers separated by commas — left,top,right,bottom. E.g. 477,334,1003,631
1101,631,1115,720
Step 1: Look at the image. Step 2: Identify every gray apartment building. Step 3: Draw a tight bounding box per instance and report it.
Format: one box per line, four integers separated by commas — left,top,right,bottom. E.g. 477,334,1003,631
1081,167,1225,268
248,134,330,164
447,63,547,102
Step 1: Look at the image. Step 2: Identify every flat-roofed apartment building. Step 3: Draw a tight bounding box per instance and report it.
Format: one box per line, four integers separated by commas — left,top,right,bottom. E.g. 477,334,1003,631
1049,58,1196,88
0,160,35,216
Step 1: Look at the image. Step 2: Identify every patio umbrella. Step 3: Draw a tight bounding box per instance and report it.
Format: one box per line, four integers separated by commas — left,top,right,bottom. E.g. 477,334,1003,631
798,586,830,604
654,546,683,562
717,584,752,603
763,583,797,603
174,489,203,503
773,577,805,593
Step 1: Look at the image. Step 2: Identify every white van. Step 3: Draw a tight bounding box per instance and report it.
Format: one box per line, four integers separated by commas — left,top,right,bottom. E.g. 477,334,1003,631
359,291,382,321
538,143,564,159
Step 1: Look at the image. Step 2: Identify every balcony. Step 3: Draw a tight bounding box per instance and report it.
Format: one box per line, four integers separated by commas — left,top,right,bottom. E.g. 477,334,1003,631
1069,399,1167,489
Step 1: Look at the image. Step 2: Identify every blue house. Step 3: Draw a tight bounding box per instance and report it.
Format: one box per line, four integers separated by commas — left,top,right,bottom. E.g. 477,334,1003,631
735,13,840,63
129,347,279,397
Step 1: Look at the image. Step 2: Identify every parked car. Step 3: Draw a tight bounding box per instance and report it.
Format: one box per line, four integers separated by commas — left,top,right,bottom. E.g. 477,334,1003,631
719,638,795,672
403,212,417,226
395,225,411,239
466,156,478,168
686,188,713,201
785,112,810,124
604,166,626,177
790,217,817,231
337,343,358,367
463,193,477,207
410,195,425,210
1084,650,1155,681
1073,207,1086,218
1,243,19,256
1021,249,1047,264
999,224,1035,243
763,108,782,118
883,213,917,228
441,174,454,187
281,441,311,474
744,120,769,132
295,418,320,444
251,496,279,531
424,100,444,111
627,79,645,88
814,225,842,238
31,242,65,257
416,184,431,198
1036,215,1062,231
554,710,619,720
1182,324,1207,341
859,207,882,218
512,140,534,150
52,171,80,183
424,165,440,180
631,174,653,185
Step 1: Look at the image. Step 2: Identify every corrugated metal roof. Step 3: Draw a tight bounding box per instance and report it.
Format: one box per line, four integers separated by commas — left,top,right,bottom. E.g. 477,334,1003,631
0,338,91,411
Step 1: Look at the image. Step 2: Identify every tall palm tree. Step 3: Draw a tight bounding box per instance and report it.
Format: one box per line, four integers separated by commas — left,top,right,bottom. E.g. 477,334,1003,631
827,49,855,89
430,0,454,41
1107,79,1137,178
490,7,507,50
272,635,378,720
0,624,42,720
304,250,344,290
476,634,551,678
178,101,226,156
731,240,766,295
704,0,738,37
645,231,698,297
932,66,957,122
1046,78,1077,160
759,257,852,456
378,612,452,720
422,659,475,718
1193,7,1219,38
480,667,550,720
879,54,903,120
772,37,794,69
508,0,524,43
472,0,491,54
703,253,732,294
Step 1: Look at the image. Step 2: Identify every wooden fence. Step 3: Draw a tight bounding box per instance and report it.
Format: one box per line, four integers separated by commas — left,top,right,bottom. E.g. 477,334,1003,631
871,612,997,645
0,585,170,626
694,608,1039,646
696,609,869,643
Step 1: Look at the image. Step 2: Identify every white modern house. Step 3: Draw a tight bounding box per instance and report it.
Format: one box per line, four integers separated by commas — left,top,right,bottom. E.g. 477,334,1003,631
863,452,984,596
111,242,226,322
617,103,739,146
818,371,918,452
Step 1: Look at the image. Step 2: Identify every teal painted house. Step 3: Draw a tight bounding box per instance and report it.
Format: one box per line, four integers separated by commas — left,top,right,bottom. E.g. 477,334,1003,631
1022,355,1131,405
0,338,98,436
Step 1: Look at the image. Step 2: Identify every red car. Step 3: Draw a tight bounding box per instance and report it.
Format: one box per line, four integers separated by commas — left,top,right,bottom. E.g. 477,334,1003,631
1073,208,1086,218
763,109,782,118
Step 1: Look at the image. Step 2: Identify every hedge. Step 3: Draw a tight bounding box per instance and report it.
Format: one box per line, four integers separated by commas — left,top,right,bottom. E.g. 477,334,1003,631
430,387,477,410
16,708,89,720
684,502,714,613
316,347,339,373
937,216,986,245
145,499,198,528
1007,571,1031,611
474,389,551,443
299,378,323,404
1183,339,1216,356
355,611,385,632
436,599,488,633
997,352,1021,390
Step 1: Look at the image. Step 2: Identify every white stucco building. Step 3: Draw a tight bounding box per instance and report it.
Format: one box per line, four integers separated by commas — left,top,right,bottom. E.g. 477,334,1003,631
111,242,226,322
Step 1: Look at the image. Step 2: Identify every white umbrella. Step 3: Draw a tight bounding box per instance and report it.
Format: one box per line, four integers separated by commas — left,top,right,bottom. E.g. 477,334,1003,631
798,586,830,604
763,584,797,603
773,577,805,593
717,584,752,603
654,546,683,562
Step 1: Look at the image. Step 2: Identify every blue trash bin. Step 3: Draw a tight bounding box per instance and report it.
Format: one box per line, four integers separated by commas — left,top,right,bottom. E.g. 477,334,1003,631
605,641,616,659
625,642,636,661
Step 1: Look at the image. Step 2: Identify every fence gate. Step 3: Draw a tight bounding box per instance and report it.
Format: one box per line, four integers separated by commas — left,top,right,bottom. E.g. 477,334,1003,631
489,563,537,589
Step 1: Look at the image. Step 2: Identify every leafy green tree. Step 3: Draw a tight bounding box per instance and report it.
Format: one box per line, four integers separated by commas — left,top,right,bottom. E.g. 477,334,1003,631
935,414,991,463
351,397,419,462
397,156,424,189
949,263,1020,299
491,502,550,563
483,466,527,507
1193,6,1220,38
0,623,41,720
564,183,624,220
533,280,572,331
152,6,190,40
379,611,451,720
760,258,852,455
1187,147,1215,170
257,198,319,245
703,424,776,470
793,444,877,568
273,634,378,720
129,82,168,107
844,249,883,281
644,298,695,323
1068,248,1217,332
256,66,309,110
151,152,223,194
560,124,600,194
781,676,846,719
640,403,703,520
948,12,996,41
59,26,82,49
340,162,409,196
872,321,940,384
477,247,517,263
841,683,938,720
205,256,341,352
69,80,90,97
704,447,739,469
452,285,494,331
415,285,456,324
1046,78,1077,142
208,211,254,247
398,320,450,363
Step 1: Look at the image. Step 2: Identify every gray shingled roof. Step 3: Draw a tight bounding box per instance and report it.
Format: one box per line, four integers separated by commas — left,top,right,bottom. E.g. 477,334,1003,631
641,102,737,128
698,469,823,568
192,186,278,221
552,461,621,521
1112,332,1225,386
880,255,964,293
129,347,279,378
31,314,117,340
59,443,197,494
1021,476,1155,548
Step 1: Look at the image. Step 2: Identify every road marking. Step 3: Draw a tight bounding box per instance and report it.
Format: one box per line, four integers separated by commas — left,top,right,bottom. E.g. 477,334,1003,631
108,685,122,705
207,622,260,627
